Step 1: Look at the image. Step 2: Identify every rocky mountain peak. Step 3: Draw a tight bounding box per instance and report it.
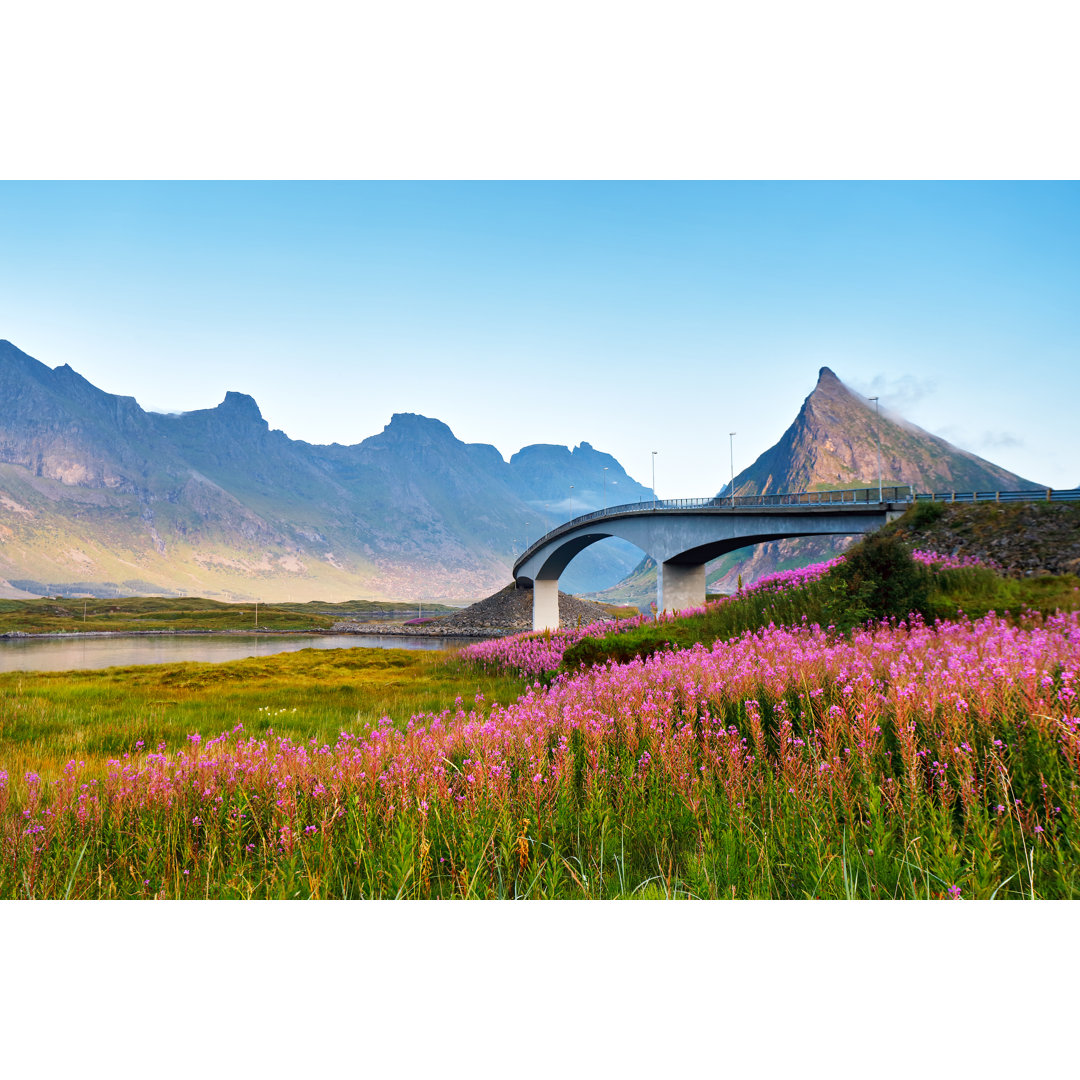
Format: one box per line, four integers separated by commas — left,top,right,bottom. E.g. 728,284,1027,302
724,367,1040,498
379,413,457,445
217,391,265,423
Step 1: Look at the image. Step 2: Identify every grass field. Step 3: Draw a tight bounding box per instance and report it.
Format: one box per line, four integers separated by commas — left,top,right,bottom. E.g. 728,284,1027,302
3,544,1080,899
0,595,456,635
0,647,527,786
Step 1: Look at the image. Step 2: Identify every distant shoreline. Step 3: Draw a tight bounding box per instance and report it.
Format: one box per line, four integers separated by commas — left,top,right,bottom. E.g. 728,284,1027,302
0,625,501,641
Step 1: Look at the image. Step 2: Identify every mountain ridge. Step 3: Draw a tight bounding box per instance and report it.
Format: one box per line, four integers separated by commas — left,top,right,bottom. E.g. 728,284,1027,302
0,340,649,601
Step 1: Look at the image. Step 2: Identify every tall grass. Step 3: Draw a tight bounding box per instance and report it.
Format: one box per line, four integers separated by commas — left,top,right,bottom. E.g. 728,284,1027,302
4,611,1079,898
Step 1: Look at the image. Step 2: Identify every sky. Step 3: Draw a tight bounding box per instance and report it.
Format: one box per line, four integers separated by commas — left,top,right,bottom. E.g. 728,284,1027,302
1,180,1077,496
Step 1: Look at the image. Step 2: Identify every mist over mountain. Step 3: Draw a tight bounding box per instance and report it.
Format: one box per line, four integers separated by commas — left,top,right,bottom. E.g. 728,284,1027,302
0,341,648,601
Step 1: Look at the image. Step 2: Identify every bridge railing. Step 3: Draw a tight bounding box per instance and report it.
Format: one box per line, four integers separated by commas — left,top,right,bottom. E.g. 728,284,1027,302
913,488,1080,504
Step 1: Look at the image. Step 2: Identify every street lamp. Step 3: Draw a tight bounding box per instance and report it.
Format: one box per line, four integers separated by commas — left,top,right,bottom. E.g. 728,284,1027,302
569,484,574,519
729,432,736,508
651,451,657,509
602,466,609,510
868,397,882,502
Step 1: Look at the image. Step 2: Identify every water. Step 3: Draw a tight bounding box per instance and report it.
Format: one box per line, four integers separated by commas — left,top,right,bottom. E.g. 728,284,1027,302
0,632,483,673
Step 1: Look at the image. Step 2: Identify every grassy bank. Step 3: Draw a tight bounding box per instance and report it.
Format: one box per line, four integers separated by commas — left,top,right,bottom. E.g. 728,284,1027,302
0,647,528,789
0,595,456,635
562,548,1080,672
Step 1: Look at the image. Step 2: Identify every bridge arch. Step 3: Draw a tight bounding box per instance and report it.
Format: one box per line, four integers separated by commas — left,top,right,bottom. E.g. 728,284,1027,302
512,490,912,630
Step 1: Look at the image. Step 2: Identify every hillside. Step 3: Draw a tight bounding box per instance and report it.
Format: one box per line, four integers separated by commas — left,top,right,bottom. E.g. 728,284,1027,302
0,340,651,602
885,500,1080,577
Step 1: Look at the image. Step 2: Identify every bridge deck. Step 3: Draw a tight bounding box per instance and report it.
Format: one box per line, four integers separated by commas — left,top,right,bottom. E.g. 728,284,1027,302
511,486,1080,630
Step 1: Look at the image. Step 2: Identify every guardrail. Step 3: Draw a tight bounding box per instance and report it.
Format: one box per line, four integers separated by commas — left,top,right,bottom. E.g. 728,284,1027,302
514,485,1080,570
914,488,1080,504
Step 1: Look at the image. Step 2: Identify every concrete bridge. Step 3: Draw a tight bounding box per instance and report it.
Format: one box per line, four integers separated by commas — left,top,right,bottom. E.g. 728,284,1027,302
512,487,913,630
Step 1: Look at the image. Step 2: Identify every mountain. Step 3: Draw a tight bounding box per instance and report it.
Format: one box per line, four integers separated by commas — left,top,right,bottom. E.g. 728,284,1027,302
0,341,649,602
510,441,650,517
721,366,1040,497
590,367,1043,608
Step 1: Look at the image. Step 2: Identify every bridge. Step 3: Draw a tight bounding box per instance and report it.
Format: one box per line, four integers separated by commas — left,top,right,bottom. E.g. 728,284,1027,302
512,485,1080,631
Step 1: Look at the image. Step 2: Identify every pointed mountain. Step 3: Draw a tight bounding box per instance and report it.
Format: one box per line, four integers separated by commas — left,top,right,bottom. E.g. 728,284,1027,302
592,367,1044,610
722,366,1041,497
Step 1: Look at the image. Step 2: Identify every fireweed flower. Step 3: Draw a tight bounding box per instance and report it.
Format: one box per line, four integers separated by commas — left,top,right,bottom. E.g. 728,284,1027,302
5,607,1078,896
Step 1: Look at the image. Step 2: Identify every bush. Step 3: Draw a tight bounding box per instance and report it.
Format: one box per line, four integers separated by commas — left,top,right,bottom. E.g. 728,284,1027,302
825,530,931,629
906,500,947,528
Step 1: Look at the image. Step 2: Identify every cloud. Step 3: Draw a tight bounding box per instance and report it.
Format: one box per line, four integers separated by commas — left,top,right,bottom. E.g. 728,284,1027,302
929,426,1024,455
849,374,937,413
977,430,1023,450
139,402,185,416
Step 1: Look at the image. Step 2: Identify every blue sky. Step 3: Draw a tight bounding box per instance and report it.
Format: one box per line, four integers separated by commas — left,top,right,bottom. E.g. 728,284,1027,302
1,181,1076,495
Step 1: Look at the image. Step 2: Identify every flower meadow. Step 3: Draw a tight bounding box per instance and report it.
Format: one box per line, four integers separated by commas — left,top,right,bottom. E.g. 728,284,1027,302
4,597,1079,898
461,557,846,677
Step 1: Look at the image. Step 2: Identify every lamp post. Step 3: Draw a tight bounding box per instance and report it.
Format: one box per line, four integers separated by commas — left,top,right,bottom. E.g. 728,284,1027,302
569,484,574,519
868,397,882,502
729,432,736,508
651,451,657,509
602,467,608,510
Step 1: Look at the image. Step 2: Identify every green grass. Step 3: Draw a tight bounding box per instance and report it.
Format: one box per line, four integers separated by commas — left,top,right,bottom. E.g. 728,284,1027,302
0,595,456,635
5,638,1076,899
564,578,840,669
928,566,1080,620
0,646,528,784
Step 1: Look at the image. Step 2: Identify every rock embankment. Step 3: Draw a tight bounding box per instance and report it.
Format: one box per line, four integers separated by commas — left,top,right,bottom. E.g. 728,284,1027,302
332,583,618,636
890,501,1080,577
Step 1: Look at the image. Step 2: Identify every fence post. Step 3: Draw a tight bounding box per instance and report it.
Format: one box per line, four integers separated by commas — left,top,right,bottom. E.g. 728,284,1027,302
1047,488,1053,501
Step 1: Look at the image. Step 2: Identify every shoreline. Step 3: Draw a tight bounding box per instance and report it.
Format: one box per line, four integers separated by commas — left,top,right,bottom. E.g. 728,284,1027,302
0,624,510,641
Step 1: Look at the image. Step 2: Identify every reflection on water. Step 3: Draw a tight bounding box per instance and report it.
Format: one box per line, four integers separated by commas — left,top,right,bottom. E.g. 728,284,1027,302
0,633,481,673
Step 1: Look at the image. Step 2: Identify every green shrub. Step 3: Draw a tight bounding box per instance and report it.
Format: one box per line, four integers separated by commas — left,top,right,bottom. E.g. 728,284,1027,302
906,500,947,528
825,530,931,630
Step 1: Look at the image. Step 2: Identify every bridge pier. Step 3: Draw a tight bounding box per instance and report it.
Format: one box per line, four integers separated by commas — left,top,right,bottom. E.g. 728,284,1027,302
514,493,908,634
532,578,560,631
658,561,706,614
